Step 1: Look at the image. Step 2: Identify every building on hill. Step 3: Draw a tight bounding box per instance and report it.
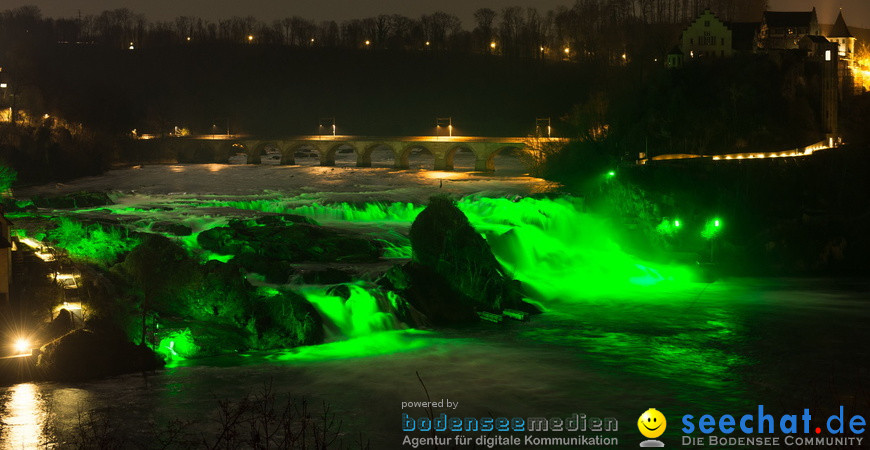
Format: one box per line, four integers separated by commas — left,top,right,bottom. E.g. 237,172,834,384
824,10,858,94
725,21,760,52
680,9,733,59
758,9,820,50
799,35,839,139
827,10,856,61
666,46,684,69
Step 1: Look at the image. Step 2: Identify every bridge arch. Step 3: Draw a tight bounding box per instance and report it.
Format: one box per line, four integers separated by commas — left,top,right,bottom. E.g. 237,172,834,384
322,142,359,166
398,144,435,170
250,141,282,165
361,143,400,168
477,145,524,172
285,142,323,165
226,142,250,164
445,144,477,170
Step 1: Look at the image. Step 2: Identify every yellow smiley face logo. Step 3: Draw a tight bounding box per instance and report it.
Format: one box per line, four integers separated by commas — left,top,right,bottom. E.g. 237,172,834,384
638,408,666,439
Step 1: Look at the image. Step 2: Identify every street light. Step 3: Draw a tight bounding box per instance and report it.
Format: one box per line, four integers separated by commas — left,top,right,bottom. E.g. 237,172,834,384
536,117,551,137
490,41,497,51
319,117,336,136
247,35,254,42
435,117,453,137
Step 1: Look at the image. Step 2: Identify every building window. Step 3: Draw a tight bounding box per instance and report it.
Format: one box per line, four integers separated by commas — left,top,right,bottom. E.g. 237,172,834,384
825,50,831,61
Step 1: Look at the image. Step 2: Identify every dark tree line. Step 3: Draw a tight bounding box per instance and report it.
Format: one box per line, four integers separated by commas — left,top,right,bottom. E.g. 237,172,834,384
2,0,767,60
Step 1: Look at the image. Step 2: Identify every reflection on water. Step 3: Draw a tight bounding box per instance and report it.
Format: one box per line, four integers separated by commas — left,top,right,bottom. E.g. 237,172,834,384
3,383,46,448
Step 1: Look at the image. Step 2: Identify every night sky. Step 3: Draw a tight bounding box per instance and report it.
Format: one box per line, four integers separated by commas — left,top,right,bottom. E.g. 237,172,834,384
6,0,870,29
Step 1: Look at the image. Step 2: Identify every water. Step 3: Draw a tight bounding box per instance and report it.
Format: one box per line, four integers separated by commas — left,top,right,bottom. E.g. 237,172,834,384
3,164,869,448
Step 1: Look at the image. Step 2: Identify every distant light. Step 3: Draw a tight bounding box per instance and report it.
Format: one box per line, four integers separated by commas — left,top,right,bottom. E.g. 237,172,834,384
43,114,49,119
425,41,430,46
540,46,544,51
13,338,30,355
128,43,134,50
607,170,615,177
714,219,720,227
186,36,191,42
0,83,6,88
490,42,497,49
674,220,681,227
365,40,371,46
310,38,315,43
622,53,627,60
564,47,570,54
248,35,254,42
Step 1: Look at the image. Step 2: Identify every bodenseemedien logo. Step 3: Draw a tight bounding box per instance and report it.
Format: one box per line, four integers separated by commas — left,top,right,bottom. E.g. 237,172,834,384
638,408,666,447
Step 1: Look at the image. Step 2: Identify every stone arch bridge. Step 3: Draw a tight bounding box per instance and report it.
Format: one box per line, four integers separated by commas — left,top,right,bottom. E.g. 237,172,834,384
151,135,567,172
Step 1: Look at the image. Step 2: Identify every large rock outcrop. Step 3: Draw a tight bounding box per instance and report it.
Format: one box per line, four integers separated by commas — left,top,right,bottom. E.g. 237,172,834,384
197,215,382,284
380,196,536,325
37,322,164,381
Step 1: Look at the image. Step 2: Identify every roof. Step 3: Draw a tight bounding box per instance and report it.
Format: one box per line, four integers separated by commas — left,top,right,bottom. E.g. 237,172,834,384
829,11,853,38
803,35,830,44
763,11,815,28
726,22,760,51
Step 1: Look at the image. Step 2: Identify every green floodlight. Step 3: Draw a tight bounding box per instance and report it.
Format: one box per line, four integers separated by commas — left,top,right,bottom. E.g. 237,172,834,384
607,171,616,177
702,217,723,239
656,218,682,236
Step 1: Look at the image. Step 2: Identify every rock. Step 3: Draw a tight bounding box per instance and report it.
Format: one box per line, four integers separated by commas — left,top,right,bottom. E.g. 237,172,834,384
150,222,193,236
37,328,164,381
35,309,75,343
249,290,324,349
399,196,535,318
297,267,354,285
31,191,113,209
380,263,477,326
232,254,297,284
197,218,382,264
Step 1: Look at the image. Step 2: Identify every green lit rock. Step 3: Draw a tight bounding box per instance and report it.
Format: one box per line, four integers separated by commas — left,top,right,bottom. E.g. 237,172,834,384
31,191,113,209
150,222,193,236
197,217,382,264
248,289,324,349
382,196,536,325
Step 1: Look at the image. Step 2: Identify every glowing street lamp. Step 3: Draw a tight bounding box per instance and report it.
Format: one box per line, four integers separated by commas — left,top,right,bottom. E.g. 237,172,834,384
536,117,552,137
490,41,497,50
425,41,430,46
319,117,336,136
564,47,570,55
435,117,453,137
13,338,30,355
247,35,254,42
364,40,371,46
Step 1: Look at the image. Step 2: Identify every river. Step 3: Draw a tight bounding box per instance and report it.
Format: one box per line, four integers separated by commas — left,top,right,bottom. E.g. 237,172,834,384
2,162,868,448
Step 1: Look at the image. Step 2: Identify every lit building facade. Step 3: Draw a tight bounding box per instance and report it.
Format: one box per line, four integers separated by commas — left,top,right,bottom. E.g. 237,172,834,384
680,9,733,59
758,9,820,50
